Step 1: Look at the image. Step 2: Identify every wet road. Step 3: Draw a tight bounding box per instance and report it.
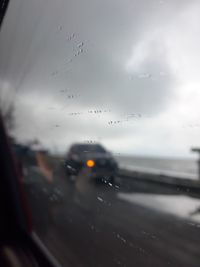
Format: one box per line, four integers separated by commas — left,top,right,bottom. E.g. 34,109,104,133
27,169,200,267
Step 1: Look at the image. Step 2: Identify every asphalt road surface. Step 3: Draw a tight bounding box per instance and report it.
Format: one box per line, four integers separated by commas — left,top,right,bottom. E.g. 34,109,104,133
25,168,200,267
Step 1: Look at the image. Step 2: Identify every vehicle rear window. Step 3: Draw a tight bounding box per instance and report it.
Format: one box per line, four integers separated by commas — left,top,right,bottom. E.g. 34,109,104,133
75,144,106,153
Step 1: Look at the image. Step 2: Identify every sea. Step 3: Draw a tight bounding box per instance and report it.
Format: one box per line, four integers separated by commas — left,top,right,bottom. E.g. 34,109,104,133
115,155,199,180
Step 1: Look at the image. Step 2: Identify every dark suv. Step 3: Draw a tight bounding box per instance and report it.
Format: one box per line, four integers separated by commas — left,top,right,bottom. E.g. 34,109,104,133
65,143,118,183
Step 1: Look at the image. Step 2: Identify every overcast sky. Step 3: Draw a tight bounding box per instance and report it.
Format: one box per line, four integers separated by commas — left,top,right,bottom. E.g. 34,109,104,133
1,0,200,157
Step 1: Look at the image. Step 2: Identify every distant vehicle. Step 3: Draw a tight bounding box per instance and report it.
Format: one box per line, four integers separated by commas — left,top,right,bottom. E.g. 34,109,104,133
65,143,118,183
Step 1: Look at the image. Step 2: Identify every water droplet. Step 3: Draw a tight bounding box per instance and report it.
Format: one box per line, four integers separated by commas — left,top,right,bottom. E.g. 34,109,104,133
117,234,126,243
97,196,103,202
138,73,152,79
67,33,75,41
77,42,84,48
78,48,83,54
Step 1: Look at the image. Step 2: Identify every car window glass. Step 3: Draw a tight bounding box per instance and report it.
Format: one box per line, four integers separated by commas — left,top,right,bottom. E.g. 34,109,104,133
1,0,200,266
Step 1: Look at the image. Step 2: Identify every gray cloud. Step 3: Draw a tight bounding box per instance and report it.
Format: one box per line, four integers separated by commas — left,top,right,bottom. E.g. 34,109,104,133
1,0,200,156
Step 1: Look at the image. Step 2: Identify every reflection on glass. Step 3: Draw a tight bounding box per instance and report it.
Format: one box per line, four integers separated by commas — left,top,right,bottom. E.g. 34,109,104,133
1,0,200,266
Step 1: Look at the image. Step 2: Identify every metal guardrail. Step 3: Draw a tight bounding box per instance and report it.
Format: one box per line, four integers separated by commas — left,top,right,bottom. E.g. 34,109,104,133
118,168,200,193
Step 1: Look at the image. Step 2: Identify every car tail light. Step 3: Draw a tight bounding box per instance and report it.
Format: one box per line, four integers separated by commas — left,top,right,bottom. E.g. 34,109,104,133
86,159,95,168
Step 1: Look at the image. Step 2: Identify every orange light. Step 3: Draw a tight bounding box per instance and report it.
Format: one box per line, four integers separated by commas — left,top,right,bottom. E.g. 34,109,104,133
86,159,95,168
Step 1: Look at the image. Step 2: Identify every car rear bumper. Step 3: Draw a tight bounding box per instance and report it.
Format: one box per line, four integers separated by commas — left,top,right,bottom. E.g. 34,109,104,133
89,167,117,178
